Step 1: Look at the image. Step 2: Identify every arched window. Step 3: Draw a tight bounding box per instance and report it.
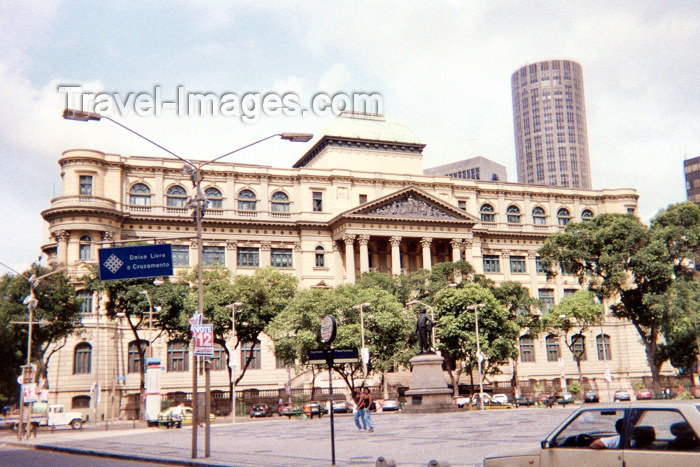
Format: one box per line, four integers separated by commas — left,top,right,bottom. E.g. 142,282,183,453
519,336,535,362
315,246,325,267
571,334,586,360
557,208,571,226
72,395,91,409
167,341,190,372
73,342,92,374
127,340,148,373
545,335,560,362
532,206,547,225
480,203,495,223
506,205,521,223
596,334,612,360
237,189,256,211
205,187,223,209
79,235,92,261
581,209,594,221
77,290,93,314
129,183,151,206
166,185,188,207
271,191,290,212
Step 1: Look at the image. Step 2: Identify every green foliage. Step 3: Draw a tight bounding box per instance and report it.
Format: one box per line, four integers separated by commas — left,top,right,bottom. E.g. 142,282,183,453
537,203,700,388
432,283,519,377
0,265,81,404
567,381,581,395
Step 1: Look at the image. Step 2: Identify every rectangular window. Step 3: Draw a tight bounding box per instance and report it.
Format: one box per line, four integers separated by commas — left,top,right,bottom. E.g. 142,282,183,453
167,341,189,372
597,335,612,360
172,245,189,267
210,345,227,371
359,194,367,204
276,354,290,369
483,255,500,273
237,248,259,267
520,337,535,363
535,257,546,274
458,200,467,211
539,288,555,312
563,288,577,296
79,175,93,195
546,336,560,362
571,335,587,361
510,256,526,274
202,246,225,266
312,191,323,212
271,248,293,268
241,341,261,370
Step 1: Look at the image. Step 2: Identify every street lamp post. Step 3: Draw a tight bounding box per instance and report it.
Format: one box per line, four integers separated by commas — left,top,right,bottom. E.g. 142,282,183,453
139,286,162,357
467,303,486,410
351,302,371,383
64,108,312,458
225,302,243,423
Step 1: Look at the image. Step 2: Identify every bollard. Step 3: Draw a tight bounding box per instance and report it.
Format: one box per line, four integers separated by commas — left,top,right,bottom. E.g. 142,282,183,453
376,456,397,467
427,461,450,467
105,420,109,431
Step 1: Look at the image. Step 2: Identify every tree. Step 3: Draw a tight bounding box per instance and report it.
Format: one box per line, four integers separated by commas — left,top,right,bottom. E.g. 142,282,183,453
433,283,519,394
543,290,602,384
657,280,700,388
0,265,82,404
538,202,700,390
491,281,541,397
268,284,413,396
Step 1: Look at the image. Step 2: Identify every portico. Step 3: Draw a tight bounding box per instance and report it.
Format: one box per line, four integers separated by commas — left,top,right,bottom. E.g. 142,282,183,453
330,187,479,281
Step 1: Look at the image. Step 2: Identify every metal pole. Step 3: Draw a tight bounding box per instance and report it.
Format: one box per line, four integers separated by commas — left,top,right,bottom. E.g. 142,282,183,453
204,359,210,458
191,354,198,459
360,305,366,382
469,304,485,410
600,300,611,402
326,348,336,466
192,179,204,459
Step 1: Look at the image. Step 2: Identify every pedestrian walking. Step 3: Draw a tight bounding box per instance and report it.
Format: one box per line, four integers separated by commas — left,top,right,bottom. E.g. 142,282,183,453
362,387,375,433
353,387,366,431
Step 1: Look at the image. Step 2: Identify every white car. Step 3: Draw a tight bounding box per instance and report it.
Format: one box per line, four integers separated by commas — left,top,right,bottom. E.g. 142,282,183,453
484,401,700,466
492,394,510,405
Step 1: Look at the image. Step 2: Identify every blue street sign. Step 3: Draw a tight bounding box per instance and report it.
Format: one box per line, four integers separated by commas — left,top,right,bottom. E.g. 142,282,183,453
98,244,173,281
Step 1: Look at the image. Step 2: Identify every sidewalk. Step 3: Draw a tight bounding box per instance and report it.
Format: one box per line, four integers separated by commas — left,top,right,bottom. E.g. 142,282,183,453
0,408,575,466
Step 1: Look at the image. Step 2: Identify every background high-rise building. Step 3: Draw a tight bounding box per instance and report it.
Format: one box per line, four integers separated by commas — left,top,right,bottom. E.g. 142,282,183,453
684,155,700,206
511,59,592,189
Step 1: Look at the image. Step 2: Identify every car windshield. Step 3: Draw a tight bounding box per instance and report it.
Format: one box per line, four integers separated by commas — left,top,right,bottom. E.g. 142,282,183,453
550,409,624,448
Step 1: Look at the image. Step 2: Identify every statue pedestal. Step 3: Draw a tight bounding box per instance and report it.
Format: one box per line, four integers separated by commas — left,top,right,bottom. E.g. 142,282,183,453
403,353,456,413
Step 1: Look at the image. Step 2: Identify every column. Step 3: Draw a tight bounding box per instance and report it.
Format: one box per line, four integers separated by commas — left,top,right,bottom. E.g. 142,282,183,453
358,234,370,275
528,252,539,294
226,242,237,275
451,238,461,262
55,231,69,265
332,242,343,284
502,251,511,280
390,236,402,275
343,234,356,283
462,239,474,266
260,241,271,267
420,237,433,270
293,242,303,280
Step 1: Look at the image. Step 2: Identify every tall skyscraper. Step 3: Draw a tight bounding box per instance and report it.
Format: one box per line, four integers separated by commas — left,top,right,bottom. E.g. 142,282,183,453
511,59,592,189
684,155,700,207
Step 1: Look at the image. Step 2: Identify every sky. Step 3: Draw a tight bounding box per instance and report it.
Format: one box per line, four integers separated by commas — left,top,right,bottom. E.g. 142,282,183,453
1,1,698,275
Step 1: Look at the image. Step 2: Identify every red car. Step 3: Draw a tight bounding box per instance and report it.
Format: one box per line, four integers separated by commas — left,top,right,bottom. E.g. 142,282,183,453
635,388,653,400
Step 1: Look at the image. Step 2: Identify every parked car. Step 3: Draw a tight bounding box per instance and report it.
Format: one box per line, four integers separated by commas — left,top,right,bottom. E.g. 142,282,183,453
332,400,351,413
381,399,400,411
452,396,471,408
483,401,700,466
557,392,574,405
158,406,214,428
635,388,653,400
471,393,493,405
537,393,554,404
583,391,599,403
613,390,631,402
302,401,328,419
278,404,303,418
514,394,535,407
249,403,272,418
492,394,510,405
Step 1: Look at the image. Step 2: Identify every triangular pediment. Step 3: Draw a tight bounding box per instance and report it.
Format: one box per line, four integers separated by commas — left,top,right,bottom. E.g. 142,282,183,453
330,187,480,224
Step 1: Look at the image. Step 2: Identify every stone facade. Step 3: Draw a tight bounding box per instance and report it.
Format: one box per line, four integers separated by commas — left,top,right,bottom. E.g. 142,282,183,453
39,113,665,418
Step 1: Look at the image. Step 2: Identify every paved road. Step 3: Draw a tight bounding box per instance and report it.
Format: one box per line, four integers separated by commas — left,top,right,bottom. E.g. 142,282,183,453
0,407,577,466
0,444,165,467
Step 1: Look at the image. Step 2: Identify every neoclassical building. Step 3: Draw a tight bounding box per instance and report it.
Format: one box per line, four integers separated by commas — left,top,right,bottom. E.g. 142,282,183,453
40,112,665,418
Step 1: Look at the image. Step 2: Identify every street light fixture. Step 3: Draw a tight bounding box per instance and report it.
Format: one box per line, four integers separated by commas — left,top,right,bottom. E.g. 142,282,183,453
64,108,312,459
467,303,486,410
225,301,243,424
351,302,371,383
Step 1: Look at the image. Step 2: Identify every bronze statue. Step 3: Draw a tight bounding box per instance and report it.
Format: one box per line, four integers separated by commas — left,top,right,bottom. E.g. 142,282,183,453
415,307,435,354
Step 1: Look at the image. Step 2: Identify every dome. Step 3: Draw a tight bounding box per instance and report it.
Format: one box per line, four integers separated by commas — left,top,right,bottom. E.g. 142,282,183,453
321,112,421,145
